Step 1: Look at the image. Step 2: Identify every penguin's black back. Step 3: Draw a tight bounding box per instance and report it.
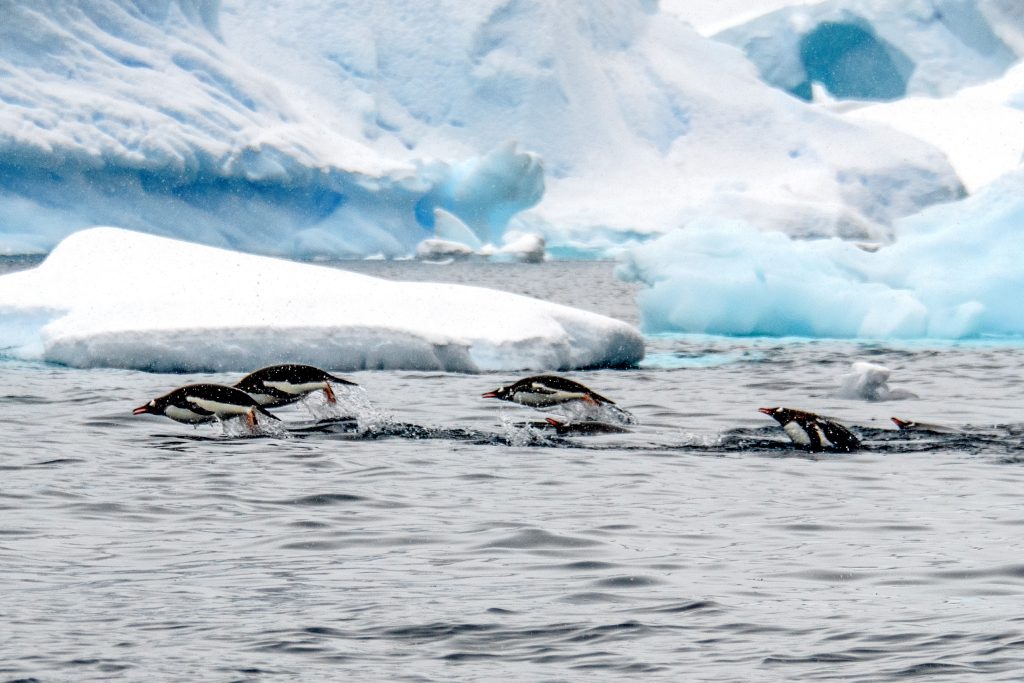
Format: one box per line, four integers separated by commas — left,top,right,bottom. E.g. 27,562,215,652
162,383,280,421
512,375,615,404
235,364,355,391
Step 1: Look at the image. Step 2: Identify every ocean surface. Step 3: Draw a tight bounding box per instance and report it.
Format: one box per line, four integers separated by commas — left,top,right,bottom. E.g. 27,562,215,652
3,259,1024,681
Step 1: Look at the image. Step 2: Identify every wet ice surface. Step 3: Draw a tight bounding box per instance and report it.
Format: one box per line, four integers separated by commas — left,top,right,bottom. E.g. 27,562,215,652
2,261,1024,680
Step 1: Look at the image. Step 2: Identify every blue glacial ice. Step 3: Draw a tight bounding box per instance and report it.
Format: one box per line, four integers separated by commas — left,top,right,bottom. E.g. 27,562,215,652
619,167,1024,340
715,0,1024,101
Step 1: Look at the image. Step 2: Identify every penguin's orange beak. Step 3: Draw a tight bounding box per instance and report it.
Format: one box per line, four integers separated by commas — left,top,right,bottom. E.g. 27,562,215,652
891,417,910,429
132,404,152,415
758,407,774,416
481,391,499,399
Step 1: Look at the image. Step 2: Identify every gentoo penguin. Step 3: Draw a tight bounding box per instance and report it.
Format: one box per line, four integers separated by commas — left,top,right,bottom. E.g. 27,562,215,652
234,364,357,408
759,407,861,453
891,417,960,434
482,375,615,409
133,383,281,427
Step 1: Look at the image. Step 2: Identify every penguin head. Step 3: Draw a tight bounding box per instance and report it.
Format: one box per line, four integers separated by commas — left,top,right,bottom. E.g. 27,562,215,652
481,384,514,401
759,406,793,425
891,416,915,430
133,397,164,416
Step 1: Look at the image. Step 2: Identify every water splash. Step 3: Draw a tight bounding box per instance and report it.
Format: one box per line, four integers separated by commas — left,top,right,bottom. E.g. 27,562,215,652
217,413,289,439
499,413,555,447
549,400,638,426
300,384,392,434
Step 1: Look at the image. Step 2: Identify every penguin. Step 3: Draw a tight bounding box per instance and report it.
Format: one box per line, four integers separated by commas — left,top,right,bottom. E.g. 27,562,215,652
234,364,357,408
891,417,960,434
133,383,281,427
759,407,861,453
481,375,615,409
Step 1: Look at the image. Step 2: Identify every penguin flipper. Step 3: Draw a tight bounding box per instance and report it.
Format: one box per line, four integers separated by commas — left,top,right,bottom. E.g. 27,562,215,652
258,406,282,421
821,420,860,452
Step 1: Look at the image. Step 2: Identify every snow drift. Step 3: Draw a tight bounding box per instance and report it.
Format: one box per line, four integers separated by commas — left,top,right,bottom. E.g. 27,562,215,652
0,228,643,371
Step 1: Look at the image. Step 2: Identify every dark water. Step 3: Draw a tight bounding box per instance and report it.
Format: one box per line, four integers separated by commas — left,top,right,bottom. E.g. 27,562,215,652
3,260,1024,681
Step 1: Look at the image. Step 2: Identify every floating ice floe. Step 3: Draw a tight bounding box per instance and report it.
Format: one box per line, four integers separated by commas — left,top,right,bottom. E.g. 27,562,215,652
834,361,917,401
619,165,1024,340
414,209,545,263
0,228,643,372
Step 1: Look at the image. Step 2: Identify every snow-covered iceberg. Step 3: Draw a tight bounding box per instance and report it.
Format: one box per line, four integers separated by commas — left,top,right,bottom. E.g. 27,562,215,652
619,166,1024,340
0,228,643,371
0,2,543,258
716,0,1024,101
0,0,962,258
845,61,1024,192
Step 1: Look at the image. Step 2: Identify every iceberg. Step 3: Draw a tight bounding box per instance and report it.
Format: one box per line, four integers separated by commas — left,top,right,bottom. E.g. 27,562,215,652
716,0,1024,101
0,228,643,371
846,61,1024,192
0,2,542,258
619,167,1024,340
0,0,962,258
834,361,917,401
414,208,546,263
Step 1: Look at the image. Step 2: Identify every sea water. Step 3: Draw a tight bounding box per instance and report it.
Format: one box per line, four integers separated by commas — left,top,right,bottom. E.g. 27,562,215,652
2,260,1024,681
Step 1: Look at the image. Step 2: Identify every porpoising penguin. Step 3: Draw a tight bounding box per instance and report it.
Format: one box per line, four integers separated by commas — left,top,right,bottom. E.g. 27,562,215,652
482,375,615,409
759,407,861,453
133,383,281,427
234,364,357,408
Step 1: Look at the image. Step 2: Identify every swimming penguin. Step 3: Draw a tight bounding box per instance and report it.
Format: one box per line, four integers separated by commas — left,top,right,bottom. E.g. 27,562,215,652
891,417,960,434
133,383,281,427
234,364,357,408
759,407,861,453
481,375,615,409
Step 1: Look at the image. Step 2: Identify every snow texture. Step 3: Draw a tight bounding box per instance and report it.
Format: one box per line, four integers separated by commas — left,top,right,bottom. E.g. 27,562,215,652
845,61,1024,192
0,228,643,371
0,0,963,257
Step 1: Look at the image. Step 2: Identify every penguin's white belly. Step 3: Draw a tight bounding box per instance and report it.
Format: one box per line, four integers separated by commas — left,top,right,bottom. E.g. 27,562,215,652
165,405,215,424
188,397,253,417
514,390,585,407
264,380,325,396
783,421,813,446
